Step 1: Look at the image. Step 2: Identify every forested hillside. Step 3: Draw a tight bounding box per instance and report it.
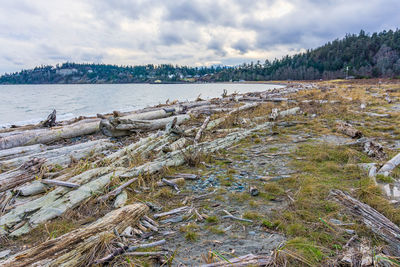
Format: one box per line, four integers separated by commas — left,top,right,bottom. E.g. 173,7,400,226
1,29,400,84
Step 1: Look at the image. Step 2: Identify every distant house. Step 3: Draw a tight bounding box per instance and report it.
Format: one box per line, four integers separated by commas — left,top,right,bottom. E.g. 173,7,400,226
56,68,78,76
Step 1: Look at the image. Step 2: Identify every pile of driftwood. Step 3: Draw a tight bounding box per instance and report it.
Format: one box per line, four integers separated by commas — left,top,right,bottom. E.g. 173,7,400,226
0,85,312,265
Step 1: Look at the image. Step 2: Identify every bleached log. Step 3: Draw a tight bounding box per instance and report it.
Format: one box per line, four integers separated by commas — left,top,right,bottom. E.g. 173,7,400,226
194,116,210,145
0,144,47,160
377,152,400,176
330,189,400,255
14,180,48,196
0,203,148,267
115,115,189,132
41,179,79,188
336,121,363,139
100,108,186,137
0,120,100,150
1,139,113,169
279,107,301,117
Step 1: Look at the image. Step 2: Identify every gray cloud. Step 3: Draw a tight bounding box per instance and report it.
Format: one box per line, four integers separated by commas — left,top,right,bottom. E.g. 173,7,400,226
0,0,399,74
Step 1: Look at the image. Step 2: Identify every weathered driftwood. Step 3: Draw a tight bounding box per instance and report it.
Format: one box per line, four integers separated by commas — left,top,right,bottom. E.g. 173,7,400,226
0,203,148,267
194,116,210,145
200,253,272,267
0,144,47,160
160,178,182,193
1,120,275,236
0,167,120,236
100,108,186,137
94,239,166,265
153,206,189,218
330,189,400,255
98,177,138,202
0,158,46,193
1,139,112,169
42,109,57,127
14,180,48,196
336,121,363,139
0,120,100,150
377,152,400,176
40,179,79,188
361,139,386,160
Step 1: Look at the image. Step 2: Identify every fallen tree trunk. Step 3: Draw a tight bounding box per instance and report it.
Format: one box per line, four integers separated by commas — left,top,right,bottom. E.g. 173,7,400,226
0,203,148,267
330,189,400,255
377,152,400,176
0,120,100,150
0,144,47,160
100,108,186,137
115,114,189,132
1,139,113,169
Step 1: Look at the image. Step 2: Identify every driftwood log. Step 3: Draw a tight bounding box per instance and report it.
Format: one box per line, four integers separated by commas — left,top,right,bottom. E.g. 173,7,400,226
100,108,186,137
330,189,400,255
0,203,148,267
0,120,100,150
377,152,400,176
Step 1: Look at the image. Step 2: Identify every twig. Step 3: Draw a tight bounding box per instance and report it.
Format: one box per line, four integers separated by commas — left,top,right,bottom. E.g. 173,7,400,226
94,239,166,264
161,178,180,193
97,177,138,202
153,206,189,218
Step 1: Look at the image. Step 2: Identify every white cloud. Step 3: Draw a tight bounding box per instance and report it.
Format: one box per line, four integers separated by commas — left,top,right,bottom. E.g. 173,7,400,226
0,0,399,74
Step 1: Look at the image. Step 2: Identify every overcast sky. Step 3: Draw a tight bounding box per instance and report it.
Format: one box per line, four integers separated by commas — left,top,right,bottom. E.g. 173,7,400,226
0,0,399,74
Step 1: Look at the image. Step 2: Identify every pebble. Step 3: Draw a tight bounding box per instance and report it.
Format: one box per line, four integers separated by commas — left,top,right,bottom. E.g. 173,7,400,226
248,231,256,235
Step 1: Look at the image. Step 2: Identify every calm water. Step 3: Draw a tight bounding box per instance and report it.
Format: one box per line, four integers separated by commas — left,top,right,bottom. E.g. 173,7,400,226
0,83,283,127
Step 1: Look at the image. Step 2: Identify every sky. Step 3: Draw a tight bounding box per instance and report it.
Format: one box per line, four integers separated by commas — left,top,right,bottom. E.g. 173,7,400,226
0,0,399,74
